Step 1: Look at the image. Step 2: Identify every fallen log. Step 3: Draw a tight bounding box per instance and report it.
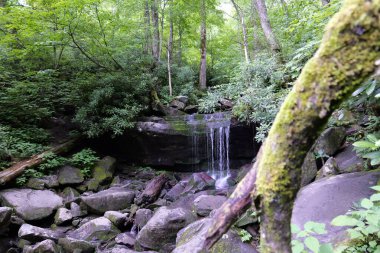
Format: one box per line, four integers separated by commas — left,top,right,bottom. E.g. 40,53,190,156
135,173,169,206
0,138,79,185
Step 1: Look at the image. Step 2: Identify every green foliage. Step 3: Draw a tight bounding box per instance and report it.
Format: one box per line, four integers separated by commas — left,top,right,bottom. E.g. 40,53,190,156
331,186,380,253
291,222,333,253
69,148,99,178
237,228,253,243
354,133,380,166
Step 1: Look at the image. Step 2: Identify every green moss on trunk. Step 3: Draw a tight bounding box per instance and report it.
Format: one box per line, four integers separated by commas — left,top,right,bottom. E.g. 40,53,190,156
256,0,380,252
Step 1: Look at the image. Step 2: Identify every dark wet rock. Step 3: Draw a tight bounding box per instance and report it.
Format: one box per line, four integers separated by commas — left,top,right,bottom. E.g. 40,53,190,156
26,178,45,190
218,98,233,109
170,100,186,110
173,218,258,253
301,151,318,186
134,209,153,229
314,127,346,156
174,96,189,105
335,145,365,173
60,187,81,204
115,232,136,247
104,211,128,229
292,171,380,244
68,217,120,242
90,156,116,190
102,245,157,253
58,166,84,185
70,202,87,218
0,207,12,230
54,208,73,226
316,157,339,180
164,181,186,202
136,206,196,251
184,105,198,114
23,239,59,253
18,224,63,243
182,172,215,195
192,195,227,217
58,237,95,253
82,187,135,215
0,189,63,221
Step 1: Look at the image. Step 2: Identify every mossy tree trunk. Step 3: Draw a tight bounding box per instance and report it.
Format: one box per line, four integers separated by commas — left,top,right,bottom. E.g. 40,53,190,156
256,0,380,252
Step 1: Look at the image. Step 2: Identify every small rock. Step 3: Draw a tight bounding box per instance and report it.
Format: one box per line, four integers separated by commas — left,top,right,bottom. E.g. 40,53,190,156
68,217,120,242
134,209,153,229
82,187,135,215
70,202,86,218
182,172,215,195
0,189,63,221
58,166,84,185
92,156,116,187
192,195,227,217
104,211,128,229
164,181,186,202
175,96,189,104
316,157,339,180
42,175,59,188
115,232,136,247
184,105,198,114
314,127,346,156
60,187,80,204
136,206,196,251
301,150,318,186
0,207,12,229
54,208,73,226
23,239,58,253
18,224,63,243
26,178,45,190
218,98,233,109
335,145,365,173
170,100,186,110
58,237,95,253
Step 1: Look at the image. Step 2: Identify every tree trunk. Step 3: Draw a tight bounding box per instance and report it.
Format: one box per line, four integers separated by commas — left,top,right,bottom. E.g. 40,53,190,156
177,24,183,66
144,0,152,55
231,0,250,64
167,0,174,96
0,138,79,185
199,0,207,90
253,0,281,54
321,0,330,6
256,1,380,251
151,0,160,61
135,174,169,206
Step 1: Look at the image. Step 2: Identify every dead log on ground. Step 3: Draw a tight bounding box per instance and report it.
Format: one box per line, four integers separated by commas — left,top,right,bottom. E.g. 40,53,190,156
135,173,169,206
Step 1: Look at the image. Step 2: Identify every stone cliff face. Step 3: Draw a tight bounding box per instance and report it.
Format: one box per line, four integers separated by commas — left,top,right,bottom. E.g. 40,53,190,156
89,114,259,170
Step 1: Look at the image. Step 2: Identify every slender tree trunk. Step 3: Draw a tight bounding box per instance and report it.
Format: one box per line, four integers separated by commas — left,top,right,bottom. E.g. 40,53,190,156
256,1,380,251
177,24,183,67
231,0,250,63
144,0,152,55
159,0,167,62
280,0,289,18
167,0,174,96
199,0,207,90
321,0,330,6
253,0,281,54
151,0,160,61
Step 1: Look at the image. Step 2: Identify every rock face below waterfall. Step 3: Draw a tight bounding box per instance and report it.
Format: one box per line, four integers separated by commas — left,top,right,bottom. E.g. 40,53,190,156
89,113,259,168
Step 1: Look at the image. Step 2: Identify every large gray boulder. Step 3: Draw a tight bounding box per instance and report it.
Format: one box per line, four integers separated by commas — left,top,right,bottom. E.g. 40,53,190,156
136,206,196,251
0,189,63,221
82,187,135,214
292,171,380,243
335,145,365,173
173,218,258,253
192,195,227,217
58,165,84,185
58,237,95,253
182,172,215,195
23,239,59,253
18,224,63,242
134,209,153,229
68,217,120,242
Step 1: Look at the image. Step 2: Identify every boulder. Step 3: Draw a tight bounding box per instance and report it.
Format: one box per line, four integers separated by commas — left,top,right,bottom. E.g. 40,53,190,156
58,237,95,253
218,98,233,110
92,156,116,188
102,245,157,253
23,239,58,253
68,217,120,242
70,202,87,218
58,166,84,185
0,207,12,229
173,218,258,253
136,206,196,251
104,211,128,229
192,195,227,217
18,224,63,242
0,189,63,221
335,145,365,173
134,209,153,229
54,208,73,225
292,171,380,243
182,172,215,195
184,105,198,114
60,187,80,204
26,176,59,190
115,232,136,247
316,157,339,180
164,181,186,202
301,150,318,186
170,100,186,110
314,127,346,156
175,96,189,104
82,187,135,214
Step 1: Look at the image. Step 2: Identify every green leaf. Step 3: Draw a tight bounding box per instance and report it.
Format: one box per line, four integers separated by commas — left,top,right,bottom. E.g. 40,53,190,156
361,198,374,209
370,193,380,202
353,141,376,149
367,134,378,143
304,221,326,235
291,224,301,234
291,240,304,253
371,158,380,166
305,236,320,253
352,86,366,96
319,243,334,253
363,151,380,160
371,186,380,191
366,81,377,95
331,215,359,227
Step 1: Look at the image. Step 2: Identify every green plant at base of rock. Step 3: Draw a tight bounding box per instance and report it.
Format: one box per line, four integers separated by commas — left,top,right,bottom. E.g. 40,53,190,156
237,228,253,243
291,221,333,253
353,133,380,166
69,148,99,178
331,186,380,253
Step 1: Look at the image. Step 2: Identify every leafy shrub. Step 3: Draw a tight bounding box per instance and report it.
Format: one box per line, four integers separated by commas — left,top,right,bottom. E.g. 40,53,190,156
353,133,380,166
69,148,99,178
